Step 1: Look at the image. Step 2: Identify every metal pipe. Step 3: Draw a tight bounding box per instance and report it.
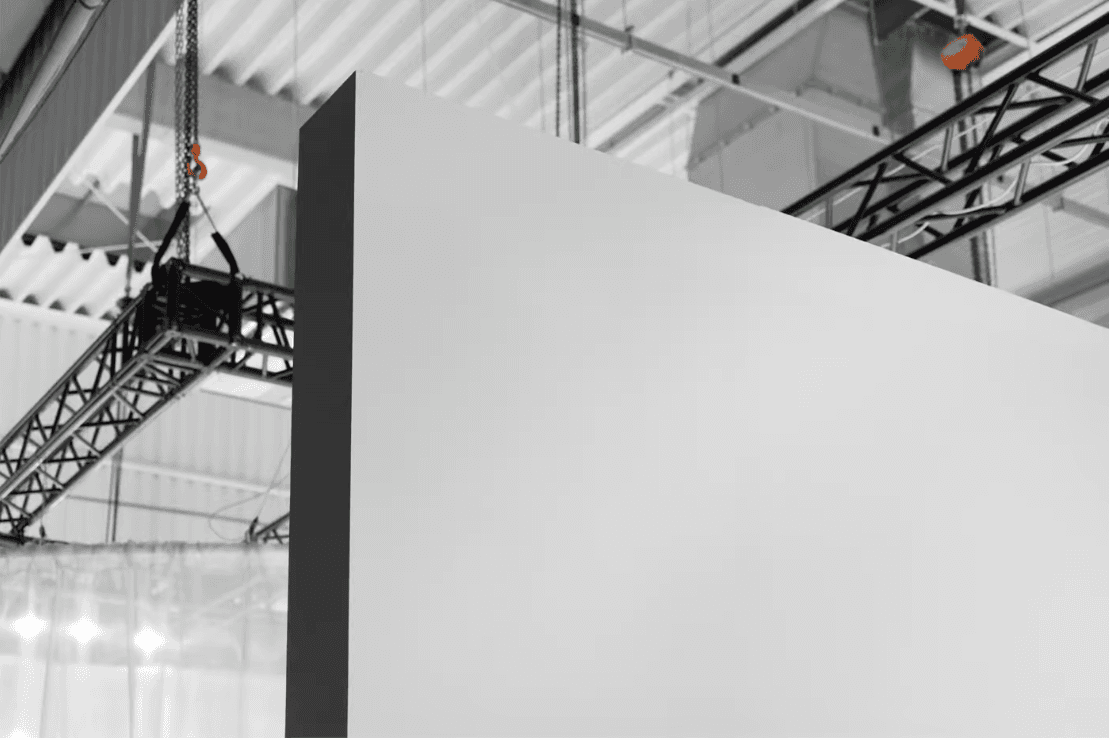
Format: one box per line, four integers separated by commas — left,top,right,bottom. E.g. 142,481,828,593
85,176,158,250
0,0,104,159
911,0,1033,50
125,64,157,301
492,0,887,143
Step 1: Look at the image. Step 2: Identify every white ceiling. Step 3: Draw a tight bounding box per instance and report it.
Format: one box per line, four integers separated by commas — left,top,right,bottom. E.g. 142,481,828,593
2,0,1105,325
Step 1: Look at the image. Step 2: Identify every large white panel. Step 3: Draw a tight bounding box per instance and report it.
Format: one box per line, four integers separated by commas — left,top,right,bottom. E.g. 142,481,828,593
348,72,1107,735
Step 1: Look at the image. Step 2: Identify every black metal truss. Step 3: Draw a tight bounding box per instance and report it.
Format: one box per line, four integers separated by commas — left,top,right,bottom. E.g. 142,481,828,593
783,15,1109,260
0,241,294,543
247,511,289,545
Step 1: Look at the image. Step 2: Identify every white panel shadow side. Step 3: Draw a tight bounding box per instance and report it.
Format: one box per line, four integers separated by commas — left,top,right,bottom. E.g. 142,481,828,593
286,75,355,738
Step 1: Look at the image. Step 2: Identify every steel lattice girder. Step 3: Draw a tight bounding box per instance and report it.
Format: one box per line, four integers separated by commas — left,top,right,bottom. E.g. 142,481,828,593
0,259,294,542
248,511,289,545
782,15,1109,259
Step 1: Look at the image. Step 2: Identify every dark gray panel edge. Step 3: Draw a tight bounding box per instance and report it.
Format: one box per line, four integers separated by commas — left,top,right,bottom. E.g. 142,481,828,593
285,72,355,738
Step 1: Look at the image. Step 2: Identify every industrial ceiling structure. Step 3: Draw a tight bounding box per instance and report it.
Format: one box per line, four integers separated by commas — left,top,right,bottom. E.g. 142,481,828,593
0,0,1106,546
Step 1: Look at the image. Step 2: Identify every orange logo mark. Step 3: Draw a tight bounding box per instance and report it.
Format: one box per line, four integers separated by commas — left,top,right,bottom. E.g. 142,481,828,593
186,143,207,180
941,34,983,71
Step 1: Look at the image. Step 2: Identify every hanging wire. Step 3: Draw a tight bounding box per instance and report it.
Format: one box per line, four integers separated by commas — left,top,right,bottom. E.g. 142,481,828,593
683,3,695,178
570,0,581,143
704,0,719,59
580,0,587,144
419,0,429,94
1042,183,1056,278
292,0,299,189
698,0,726,191
537,18,546,133
125,65,157,304
474,0,512,115
555,0,563,138
208,441,292,543
106,450,123,543
668,88,678,176
247,440,293,534
207,476,289,542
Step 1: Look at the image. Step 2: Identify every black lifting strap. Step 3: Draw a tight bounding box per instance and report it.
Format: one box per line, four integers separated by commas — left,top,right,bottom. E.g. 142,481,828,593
152,199,192,272
151,199,241,277
211,231,240,277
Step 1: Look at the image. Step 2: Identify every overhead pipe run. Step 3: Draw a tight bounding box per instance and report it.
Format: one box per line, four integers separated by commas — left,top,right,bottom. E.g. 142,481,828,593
0,0,105,160
493,0,892,144
596,0,851,156
910,0,1034,50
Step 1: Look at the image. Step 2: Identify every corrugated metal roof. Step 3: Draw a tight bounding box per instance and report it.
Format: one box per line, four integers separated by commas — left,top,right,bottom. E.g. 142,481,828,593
0,0,1104,542
3,0,1104,324
3,0,793,322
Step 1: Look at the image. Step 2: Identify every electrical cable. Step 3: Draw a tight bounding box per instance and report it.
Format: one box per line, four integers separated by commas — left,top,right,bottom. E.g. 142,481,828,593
207,447,290,543
239,439,294,543
419,0,429,94
570,0,581,143
249,440,292,524
537,18,546,133
555,0,562,138
580,0,587,144
1031,124,1107,165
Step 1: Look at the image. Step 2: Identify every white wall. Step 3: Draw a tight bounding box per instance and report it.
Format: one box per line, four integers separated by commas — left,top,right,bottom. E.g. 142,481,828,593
348,72,1108,736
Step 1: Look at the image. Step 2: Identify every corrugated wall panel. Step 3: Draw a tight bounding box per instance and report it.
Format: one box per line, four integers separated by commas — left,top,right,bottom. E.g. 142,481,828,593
0,0,178,252
126,389,292,492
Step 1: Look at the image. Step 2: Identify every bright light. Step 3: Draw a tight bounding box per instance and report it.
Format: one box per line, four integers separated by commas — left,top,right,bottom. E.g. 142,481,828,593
134,627,165,656
11,613,46,641
65,617,101,645
10,728,28,738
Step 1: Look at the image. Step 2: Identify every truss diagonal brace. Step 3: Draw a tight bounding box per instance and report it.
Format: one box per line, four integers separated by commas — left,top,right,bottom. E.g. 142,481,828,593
0,258,296,541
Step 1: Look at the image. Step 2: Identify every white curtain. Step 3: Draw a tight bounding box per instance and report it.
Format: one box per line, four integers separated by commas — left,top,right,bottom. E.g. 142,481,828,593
0,543,287,737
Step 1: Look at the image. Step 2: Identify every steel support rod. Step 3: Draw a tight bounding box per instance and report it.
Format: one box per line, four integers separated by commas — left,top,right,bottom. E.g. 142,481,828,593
493,0,889,144
249,511,289,543
911,0,1033,49
125,64,157,300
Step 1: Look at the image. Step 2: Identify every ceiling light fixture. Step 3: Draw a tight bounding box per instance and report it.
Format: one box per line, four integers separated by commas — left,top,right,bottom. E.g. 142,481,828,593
11,614,47,641
134,626,166,656
65,617,101,645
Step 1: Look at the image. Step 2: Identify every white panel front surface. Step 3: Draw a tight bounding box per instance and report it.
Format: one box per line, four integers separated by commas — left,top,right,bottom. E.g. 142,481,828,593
348,72,1108,736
